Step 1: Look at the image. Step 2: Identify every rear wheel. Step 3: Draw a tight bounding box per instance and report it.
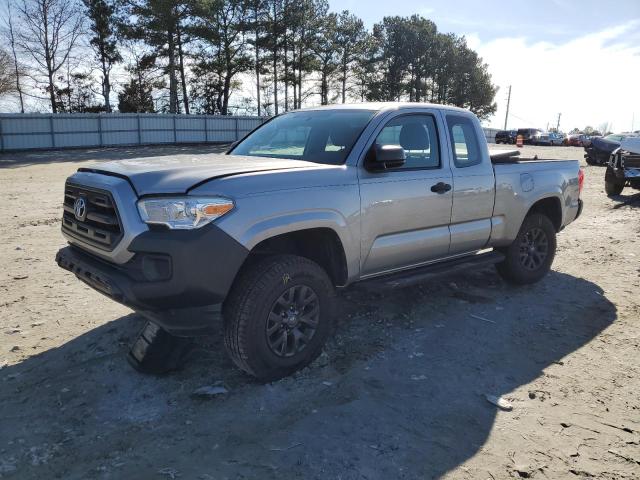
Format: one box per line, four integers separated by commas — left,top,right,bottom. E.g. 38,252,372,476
223,255,335,381
604,166,625,196
496,213,557,285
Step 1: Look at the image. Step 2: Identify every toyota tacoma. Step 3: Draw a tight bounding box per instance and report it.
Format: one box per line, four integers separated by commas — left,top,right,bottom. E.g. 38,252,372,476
56,103,584,380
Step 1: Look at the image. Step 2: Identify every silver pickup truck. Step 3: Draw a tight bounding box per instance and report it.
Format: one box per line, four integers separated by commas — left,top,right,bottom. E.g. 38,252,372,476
56,103,583,380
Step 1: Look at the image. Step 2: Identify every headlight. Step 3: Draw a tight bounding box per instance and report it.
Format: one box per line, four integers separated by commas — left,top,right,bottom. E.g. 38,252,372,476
137,197,234,229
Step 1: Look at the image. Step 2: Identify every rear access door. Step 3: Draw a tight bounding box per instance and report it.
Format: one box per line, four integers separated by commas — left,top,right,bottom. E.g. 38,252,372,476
443,113,495,255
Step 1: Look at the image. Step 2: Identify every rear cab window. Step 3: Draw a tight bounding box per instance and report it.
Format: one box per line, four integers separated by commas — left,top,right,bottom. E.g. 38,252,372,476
446,115,482,168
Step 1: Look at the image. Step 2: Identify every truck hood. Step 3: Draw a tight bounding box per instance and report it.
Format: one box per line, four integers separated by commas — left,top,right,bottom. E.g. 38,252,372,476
621,136,640,154
79,153,324,196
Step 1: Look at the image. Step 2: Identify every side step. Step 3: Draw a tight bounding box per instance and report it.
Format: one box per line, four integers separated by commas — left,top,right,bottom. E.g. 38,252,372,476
355,250,505,291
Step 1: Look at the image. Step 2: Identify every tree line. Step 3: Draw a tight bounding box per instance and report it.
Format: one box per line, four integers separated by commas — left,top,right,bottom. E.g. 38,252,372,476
0,0,498,119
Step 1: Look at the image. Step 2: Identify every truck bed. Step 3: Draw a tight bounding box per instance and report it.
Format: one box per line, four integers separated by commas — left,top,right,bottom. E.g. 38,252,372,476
489,149,577,164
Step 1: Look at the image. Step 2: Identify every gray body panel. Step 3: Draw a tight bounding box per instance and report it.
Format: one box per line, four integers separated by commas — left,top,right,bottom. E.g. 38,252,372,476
84,154,327,196
60,102,582,288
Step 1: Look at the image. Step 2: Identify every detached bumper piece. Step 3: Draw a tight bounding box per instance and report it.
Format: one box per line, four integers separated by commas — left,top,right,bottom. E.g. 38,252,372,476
128,321,192,374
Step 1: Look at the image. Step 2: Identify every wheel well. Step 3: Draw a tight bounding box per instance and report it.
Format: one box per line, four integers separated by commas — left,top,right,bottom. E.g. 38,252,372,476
245,228,348,286
528,197,562,231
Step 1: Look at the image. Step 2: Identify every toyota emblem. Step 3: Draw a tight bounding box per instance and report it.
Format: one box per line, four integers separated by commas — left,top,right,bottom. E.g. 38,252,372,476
74,197,87,221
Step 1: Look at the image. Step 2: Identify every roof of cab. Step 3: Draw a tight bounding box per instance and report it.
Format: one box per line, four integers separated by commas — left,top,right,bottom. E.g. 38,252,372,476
295,101,471,115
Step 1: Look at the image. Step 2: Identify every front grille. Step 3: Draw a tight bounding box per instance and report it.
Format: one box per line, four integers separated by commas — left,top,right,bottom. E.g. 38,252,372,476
623,152,640,169
62,184,123,251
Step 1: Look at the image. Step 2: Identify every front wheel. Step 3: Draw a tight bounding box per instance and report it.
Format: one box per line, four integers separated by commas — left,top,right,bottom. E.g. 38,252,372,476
496,213,557,285
223,255,335,381
604,167,625,196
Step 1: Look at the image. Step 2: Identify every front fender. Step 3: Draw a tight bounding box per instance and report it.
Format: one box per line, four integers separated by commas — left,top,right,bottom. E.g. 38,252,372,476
239,210,349,251
215,186,362,282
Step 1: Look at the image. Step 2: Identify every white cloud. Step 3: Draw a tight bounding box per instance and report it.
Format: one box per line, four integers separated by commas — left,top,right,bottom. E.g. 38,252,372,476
473,20,640,133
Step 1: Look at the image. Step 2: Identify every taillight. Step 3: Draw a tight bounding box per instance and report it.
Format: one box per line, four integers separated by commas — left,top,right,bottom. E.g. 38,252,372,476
578,168,584,194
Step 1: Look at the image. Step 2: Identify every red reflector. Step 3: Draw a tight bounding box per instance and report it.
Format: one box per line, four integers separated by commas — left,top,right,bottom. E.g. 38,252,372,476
578,168,584,194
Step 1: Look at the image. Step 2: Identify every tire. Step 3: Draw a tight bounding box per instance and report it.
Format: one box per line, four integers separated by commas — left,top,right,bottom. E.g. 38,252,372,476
585,156,598,166
495,213,557,285
604,167,625,196
223,255,335,381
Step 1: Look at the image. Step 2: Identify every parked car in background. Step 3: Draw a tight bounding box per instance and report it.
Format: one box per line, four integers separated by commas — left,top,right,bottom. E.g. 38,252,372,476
605,137,640,195
516,128,543,145
584,133,639,166
495,130,517,144
549,132,565,146
534,132,553,146
534,132,565,146
567,134,588,147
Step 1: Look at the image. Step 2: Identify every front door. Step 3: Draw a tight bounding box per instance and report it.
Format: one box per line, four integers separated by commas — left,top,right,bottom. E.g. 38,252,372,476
359,113,453,277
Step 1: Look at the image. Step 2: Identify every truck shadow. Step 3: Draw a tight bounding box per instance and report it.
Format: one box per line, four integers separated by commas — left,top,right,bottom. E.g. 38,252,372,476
0,270,616,479
609,191,640,209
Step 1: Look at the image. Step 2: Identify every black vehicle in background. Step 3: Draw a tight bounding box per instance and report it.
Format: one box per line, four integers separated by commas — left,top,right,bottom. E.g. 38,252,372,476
605,137,640,195
584,133,633,166
517,128,543,145
495,130,517,144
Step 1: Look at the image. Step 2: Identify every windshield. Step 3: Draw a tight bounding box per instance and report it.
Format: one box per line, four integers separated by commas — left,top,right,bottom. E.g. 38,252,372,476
230,110,376,165
605,134,623,142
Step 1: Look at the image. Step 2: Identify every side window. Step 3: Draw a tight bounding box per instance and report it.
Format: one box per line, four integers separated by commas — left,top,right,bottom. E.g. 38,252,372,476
446,115,481,168
374,114,440,169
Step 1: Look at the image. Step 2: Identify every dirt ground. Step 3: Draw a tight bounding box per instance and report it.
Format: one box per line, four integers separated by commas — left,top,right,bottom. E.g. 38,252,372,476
0,144,638,480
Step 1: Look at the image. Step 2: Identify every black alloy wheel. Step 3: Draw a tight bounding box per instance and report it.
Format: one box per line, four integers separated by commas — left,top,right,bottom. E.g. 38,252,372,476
519,227,549,271
266,284,320,358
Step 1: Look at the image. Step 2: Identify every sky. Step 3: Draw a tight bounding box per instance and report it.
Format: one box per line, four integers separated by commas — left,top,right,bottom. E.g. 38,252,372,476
332,0,640,132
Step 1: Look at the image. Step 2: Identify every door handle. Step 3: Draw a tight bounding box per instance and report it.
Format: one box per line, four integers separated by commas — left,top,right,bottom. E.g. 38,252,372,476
430,182,452,194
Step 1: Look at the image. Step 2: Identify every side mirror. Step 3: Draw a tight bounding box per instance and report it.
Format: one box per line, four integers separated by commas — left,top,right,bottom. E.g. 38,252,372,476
368,144,406,170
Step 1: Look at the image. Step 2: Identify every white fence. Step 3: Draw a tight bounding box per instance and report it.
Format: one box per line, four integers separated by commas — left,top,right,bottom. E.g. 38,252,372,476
0,112,500,152
0,113,267,152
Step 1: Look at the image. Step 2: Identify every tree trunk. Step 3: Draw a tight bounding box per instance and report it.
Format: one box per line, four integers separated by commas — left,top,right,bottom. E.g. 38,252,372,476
297,41,303,109
321,67,328,105
7,14,25,113
292,66,297,109
222,73,232,115
66,60,72,111
176,24,190,114
283,38,289,111
99,41,112,112
167,28,178,114
255,19,261,116
271,2,278,115
47,71,57,113
341,57,347,104
42,5,57,113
